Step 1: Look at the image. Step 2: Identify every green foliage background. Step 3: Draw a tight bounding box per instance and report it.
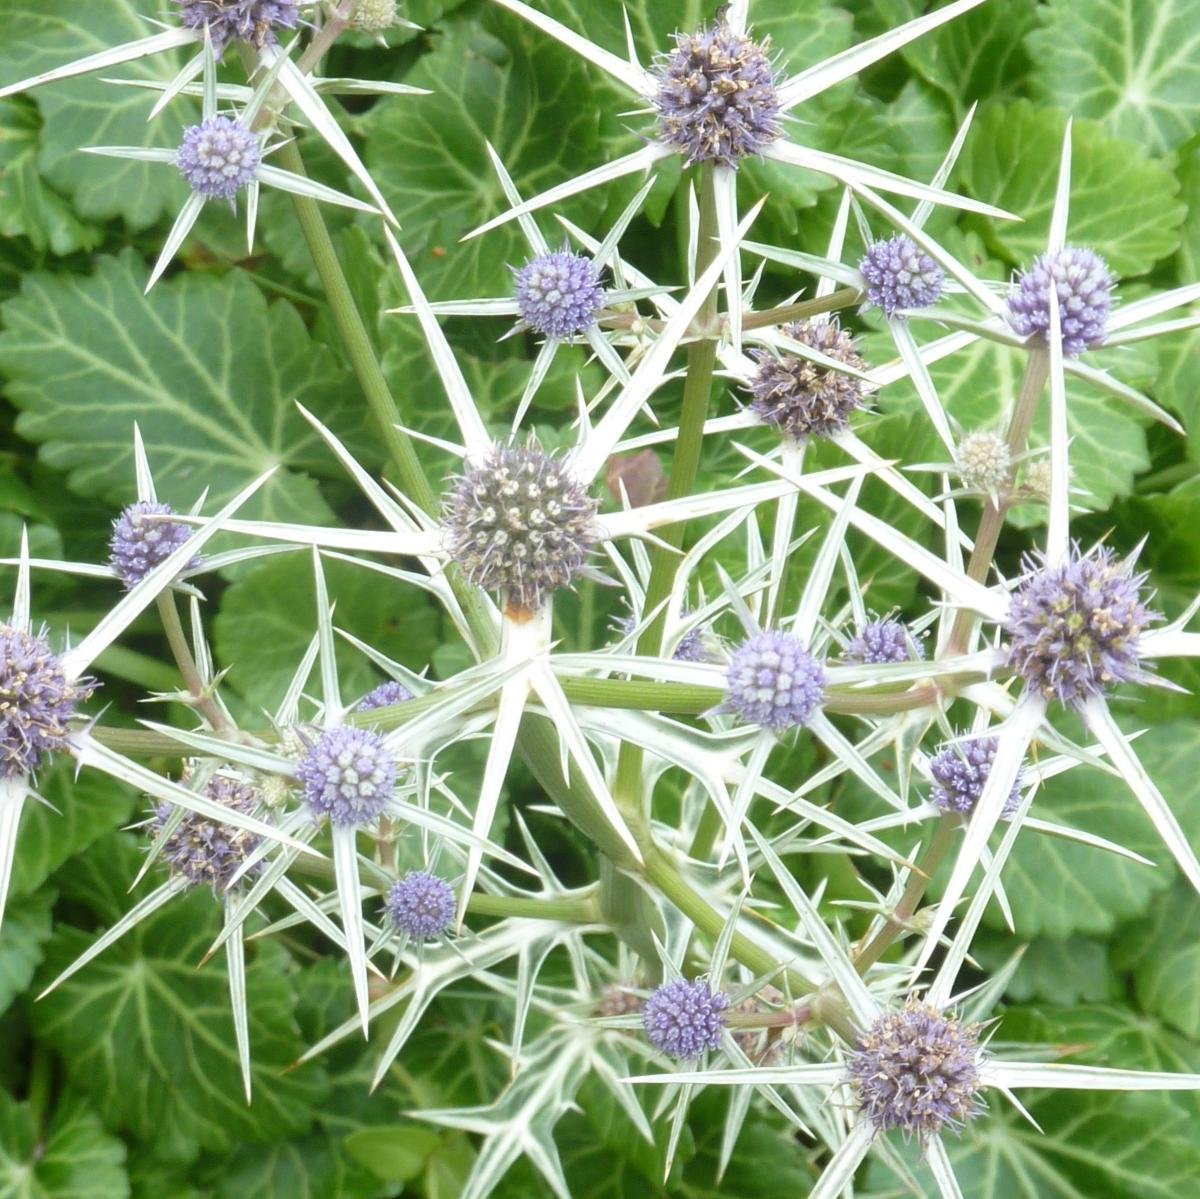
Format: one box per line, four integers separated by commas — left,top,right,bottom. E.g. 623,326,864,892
1,1,1200,1195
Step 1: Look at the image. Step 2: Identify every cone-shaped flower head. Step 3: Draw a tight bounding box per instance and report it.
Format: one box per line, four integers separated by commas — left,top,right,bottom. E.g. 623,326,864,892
176,117,261,201
349,0,397,32
152,774,262,891
296,726,397,826
929,736,1022,819
514,250,604,340
859,235,945,317
956,430,1011,495
445,441,599,615
358,680,414,711
844,618,922,666
1005,546,1156,706
652,22,781,167
726,630,825,732
385,870,456,939
0,627,93,778
849,1000,982,1141
746,319,867,442
173,1,300,54
108,500,198,589
643,978,728,1059
1007,246,1115,357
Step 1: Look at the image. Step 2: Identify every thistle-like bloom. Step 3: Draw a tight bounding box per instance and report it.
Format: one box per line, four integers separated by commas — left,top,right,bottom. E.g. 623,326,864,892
176,116,261,201
514,249,604,340
844,618,921,666
0,627,93,778
956,430,1011,495
385,870,456,939
726,630,825,732
848,1000,982,1141
614,614,711,663
108,500,198,589
643,978,728,1060
296,727,397,826
358,680,414,711
859,234,945,317
172,0,300,54
651,22,781,168
930,736,1022,819
1005,547,1156,706
1007,246,1115,357
152,774,262,891
597,984,644,1018
444,441,599,614
349,0,397,32
746,319,867,442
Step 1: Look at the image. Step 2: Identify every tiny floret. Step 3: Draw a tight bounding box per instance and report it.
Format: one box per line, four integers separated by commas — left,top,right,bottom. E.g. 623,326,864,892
844,619,922,666
643,978,728,1059
296,726,397,826
956,430,1011,496
109,500,198,589
0,627,93,778
726,630,825,732
358,680,414,711
349,0,397,33
849,1000,982,1141
929,736,1022,819
859,235,945,317
152,774,262,891
514,249,604,339
444,441,599,614
173,1,300,54
746,319,867,442
1007,246,1115,357
177,117,261,201
652,23,781,167
385,870,456,939
1005,546,1156,706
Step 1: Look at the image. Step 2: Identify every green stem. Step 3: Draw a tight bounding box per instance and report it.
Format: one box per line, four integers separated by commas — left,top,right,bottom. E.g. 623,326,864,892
467,891,600,923
156,593,231,732
741,288,861,331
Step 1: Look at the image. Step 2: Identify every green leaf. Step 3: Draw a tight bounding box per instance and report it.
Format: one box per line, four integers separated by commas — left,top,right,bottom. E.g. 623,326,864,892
0,0,187,228
1119,881,1200,1038
0,889,54,1016
0,1090,129,1199
0,251,362,524
973,933,1116,1005
1029,0,1200,153
197,1135,388,1199
343,1125,441,1181
961,101,1185,276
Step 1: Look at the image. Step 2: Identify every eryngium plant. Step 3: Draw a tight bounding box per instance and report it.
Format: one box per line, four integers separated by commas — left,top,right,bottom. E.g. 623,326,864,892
4,2,1200,1197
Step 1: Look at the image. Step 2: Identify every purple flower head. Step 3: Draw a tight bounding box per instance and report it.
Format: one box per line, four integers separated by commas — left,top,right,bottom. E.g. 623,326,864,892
358,680,414,712
0,627,94,778
385,870,456,939
108,500,198,590
152,773,262,892
444,441,599,615
1007,246,1115,357
726,630,825,732
1004,546,1157,707
859,235,945,317
613,612,712,663
849,1000,982,1142
173,1,300,55
929,736,1022,820
746,319,867,442
296,726,397,827
176,117,261,201
844,618,922,666
652,23,781,167
514,250,604,340
643,978,728,1059
598,984,644,1018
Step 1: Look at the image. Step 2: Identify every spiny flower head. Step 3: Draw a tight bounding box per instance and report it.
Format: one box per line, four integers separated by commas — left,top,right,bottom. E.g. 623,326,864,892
296,726,397,826
746,319,867,442
176,117,261,201
513,250,604,340
614,613,713,663
385,870,456,939
1007,246,1115,357
444,441,599,615
844,618,923,666
1005,546,1156,706
358,680,414,711
173,1,300,54
859,235,945,317
929,736,1022,819
956,430,1011,495
849,1000,982,1141
108,500,198,589
726,630,825,732
349,0,397,33
597,984,644,1018
152,773,262,891
0,627,93,778
652,23,781,167
643,978,728,1059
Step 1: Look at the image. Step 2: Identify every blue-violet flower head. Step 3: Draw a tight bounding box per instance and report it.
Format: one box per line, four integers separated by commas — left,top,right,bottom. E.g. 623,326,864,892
358,680,414,711
514,250,604,340
109,500,198,589
152,773,262,891
1007,246,1115,357
643,978,728,1059
296,726,397,826
177,117,261,201
844,618,922,666
929,736,1022,819
614,613,712,663
859,235,944,317
726,630,825,732
173,1,300,54
385,870,456,939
